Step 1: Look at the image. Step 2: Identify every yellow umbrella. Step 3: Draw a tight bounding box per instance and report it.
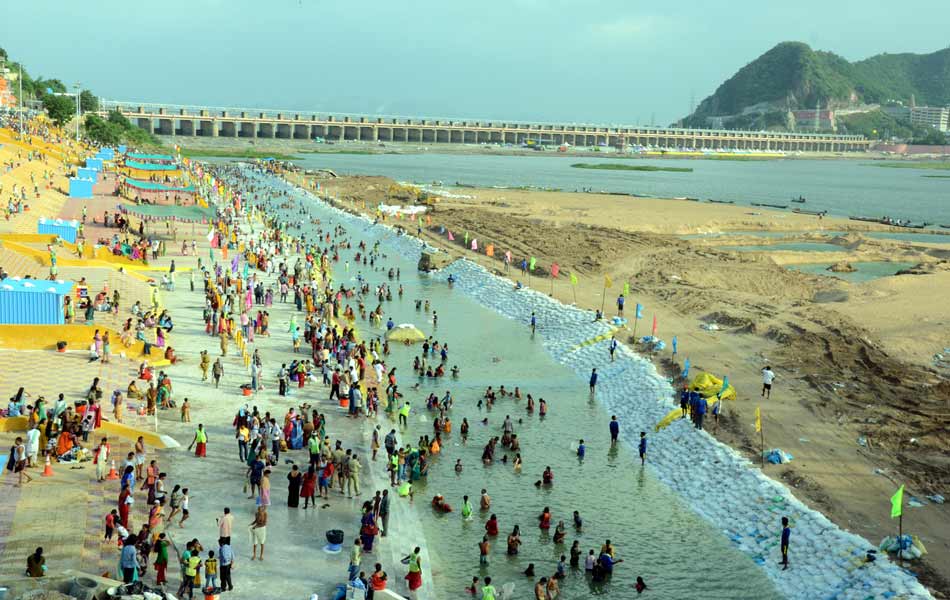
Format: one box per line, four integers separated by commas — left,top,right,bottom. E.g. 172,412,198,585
386,324,426,343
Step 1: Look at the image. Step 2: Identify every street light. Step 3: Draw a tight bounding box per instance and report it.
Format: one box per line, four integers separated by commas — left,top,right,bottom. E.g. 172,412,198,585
74,82,81,141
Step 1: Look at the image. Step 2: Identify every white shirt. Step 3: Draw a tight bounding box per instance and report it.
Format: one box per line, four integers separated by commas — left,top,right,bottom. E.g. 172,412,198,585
25,428,40,453
762,369,776,385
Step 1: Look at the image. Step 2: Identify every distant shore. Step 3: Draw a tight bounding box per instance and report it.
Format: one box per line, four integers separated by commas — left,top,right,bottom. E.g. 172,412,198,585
155,134,950,162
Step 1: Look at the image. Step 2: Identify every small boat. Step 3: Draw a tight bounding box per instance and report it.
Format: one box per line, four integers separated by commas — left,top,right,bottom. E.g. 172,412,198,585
791,196,806,203
707,199,735,204
752,202,788,209
792,208,826,216
940,224,950,229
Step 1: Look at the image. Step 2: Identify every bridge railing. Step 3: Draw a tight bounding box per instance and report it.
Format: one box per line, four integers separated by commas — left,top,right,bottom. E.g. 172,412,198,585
99,100,866,141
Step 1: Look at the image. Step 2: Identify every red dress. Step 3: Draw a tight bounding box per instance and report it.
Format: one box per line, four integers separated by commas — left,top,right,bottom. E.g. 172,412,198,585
301,473,317,498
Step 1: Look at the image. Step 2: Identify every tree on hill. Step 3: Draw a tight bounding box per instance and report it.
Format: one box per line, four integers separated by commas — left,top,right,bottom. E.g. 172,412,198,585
42,93,76,127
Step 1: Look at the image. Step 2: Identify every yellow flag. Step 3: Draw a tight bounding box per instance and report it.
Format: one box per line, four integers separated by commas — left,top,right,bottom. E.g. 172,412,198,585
754,406,761,433
604,275,613,288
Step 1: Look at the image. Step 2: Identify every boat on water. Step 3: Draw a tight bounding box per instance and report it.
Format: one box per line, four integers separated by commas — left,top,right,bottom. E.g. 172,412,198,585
751,202,789,209
791,196,806,203
792,208,827,216
707,199,735,204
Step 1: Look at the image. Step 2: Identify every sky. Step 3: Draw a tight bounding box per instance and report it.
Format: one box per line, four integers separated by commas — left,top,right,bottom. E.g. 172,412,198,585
3,0,949,126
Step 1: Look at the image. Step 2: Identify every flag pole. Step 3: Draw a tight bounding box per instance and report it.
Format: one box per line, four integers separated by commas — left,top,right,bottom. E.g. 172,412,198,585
632,317,639,341
600,282,607,314
550,276,554,297
760,423,766,468
898,514,903,567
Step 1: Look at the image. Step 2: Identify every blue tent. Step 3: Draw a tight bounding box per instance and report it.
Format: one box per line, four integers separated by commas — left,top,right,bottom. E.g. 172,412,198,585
0,278,75,324
37,218,80,243
77,167,99,183
69,178,94,199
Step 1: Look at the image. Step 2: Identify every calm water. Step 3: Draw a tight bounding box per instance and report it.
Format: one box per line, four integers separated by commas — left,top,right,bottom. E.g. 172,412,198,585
720,242,844,253
251,170,781,599
683,230,950,244
293,153,950,224
788,261,915,283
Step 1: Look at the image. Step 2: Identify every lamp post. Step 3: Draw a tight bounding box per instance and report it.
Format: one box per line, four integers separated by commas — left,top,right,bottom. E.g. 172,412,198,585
74,82,81,141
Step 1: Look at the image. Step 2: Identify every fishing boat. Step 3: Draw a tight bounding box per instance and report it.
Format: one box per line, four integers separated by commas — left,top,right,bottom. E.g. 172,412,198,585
792,208,826,216
751,202,788,209
707,199,735,204
849,216,931,229
791,196,806,203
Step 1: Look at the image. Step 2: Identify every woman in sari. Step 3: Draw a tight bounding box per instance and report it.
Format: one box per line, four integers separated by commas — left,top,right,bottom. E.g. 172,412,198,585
286,465,302,508
359,508,378,552
301,465,317,509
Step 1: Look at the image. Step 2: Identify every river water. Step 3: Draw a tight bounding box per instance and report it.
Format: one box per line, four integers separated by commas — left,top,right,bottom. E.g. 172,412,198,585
234,166,930,600
246,168,782,599
292,152,950,224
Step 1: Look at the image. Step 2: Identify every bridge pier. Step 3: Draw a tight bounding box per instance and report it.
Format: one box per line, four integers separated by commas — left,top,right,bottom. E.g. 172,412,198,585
276,124,292,139
257,123,275,138
158,118,174,136
220,121,237,137
179,119,195,136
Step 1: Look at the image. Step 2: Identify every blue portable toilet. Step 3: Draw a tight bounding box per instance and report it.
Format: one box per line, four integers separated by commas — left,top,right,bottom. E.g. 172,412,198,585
0,278,75,325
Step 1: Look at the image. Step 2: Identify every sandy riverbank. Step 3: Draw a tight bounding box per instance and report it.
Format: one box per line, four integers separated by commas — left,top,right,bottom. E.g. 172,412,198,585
287,170,950,595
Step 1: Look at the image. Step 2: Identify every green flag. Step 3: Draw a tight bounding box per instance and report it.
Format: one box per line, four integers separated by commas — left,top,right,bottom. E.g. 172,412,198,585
891,485,904,518
529,257,537,271
464,232,469,245
570,272,578,286
623,282,630,297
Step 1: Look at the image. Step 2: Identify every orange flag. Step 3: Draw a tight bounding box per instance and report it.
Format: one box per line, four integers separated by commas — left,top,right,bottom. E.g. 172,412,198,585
486,244,494,257
426,214,432,225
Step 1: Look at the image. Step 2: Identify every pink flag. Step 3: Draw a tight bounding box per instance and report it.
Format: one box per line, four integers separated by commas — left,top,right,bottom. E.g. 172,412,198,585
504,250,512,264
448,230,455,241
551,262,560,278
471,239,478,251
652,314,658,336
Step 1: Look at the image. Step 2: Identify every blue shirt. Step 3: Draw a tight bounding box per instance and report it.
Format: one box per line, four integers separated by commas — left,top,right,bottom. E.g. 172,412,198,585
639,438,647,454
609,421,619,437
697,398,708,415
219,544,234,566
781,526,791,547
590,372,598,386
577,444,585,458
120,545,138,569
617,296,624,308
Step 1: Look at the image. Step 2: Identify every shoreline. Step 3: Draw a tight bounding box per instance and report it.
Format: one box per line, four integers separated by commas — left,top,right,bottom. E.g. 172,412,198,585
274,169,933,599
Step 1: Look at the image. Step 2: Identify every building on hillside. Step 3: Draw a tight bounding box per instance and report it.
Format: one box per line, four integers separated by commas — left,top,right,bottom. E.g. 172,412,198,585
882,105,911,122
0,68,16,108
909,106,949,132
792,109,836,132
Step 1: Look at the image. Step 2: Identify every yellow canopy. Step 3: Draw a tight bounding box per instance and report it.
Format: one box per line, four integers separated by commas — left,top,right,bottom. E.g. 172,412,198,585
654,372,736,432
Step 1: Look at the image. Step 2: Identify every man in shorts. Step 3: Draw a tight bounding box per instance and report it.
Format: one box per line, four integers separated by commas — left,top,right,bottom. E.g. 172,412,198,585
762,366,776,399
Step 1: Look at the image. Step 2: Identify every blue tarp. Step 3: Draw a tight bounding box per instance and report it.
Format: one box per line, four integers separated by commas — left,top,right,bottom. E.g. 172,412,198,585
0,278,74,325
118,145,127,154
77,167,99,183
38,218,80,243
68,178,94,199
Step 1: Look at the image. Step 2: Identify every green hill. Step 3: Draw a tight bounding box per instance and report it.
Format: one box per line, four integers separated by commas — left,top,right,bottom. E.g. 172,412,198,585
685,42,950,127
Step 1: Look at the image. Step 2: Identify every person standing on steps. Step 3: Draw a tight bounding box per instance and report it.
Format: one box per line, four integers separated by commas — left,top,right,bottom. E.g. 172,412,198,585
762,365,776,399
530,312,536,335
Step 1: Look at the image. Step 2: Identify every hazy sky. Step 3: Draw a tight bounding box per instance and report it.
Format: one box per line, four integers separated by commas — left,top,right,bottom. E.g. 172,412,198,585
3,0,949,125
